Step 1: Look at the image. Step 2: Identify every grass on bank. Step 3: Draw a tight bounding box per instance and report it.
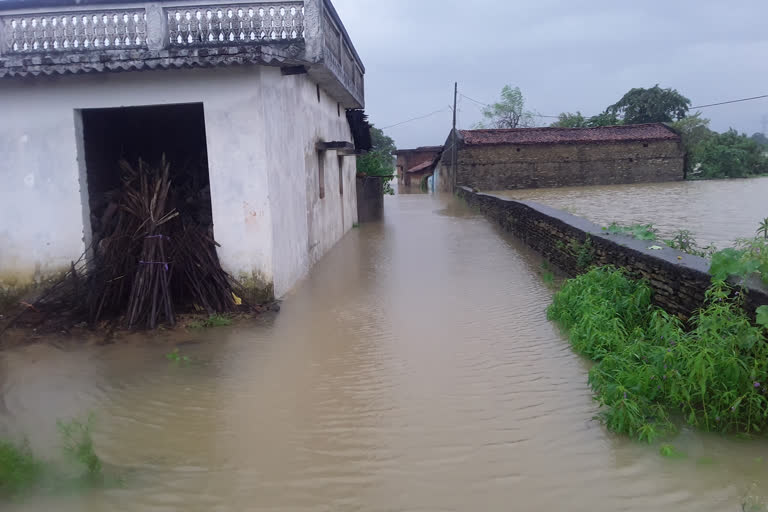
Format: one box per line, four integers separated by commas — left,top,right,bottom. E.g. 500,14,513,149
548,266,768,442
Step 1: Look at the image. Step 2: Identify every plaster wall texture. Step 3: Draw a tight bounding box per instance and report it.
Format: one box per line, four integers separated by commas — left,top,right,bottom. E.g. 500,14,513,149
0,65,356,301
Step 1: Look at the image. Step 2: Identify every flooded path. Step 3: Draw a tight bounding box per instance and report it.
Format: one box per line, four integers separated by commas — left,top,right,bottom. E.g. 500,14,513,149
2,193,768,511
495,176,768,248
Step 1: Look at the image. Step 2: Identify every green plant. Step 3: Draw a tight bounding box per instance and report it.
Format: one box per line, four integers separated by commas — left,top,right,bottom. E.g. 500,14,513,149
757,306,768,330
0,439,43,498
548,267,768,442
710,236,768,285
569,236,596,270
57,415,102,481
187,314,233,330
603,222,658,241
166,348,191,364
758,218,768,240
659,444,685,458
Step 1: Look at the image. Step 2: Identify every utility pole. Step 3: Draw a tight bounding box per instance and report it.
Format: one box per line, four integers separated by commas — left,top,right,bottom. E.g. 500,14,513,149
452,82,458,191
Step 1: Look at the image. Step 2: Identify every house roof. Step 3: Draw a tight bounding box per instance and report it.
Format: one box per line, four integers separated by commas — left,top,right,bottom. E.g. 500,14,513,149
405,160,436,174
459,123,680,147
393,146,443,156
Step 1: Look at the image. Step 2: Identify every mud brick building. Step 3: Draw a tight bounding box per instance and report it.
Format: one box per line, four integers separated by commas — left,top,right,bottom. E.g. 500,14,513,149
394,146,442,186
434,124,685,192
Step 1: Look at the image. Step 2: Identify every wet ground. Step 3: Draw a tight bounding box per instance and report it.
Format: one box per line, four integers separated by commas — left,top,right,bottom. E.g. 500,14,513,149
2,189,768,511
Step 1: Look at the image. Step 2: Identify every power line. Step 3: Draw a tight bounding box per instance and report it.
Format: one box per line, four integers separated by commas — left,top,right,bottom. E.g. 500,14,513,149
380,107,451,130
690,94,768,110
460,93,560,118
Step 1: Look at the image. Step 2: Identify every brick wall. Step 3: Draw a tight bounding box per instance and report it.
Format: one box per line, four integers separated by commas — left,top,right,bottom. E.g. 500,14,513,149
457,187,768,320
456,140,684,191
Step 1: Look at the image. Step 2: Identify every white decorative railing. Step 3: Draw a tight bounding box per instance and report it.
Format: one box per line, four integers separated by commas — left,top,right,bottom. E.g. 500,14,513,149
2,9,147,53
167,4,304,46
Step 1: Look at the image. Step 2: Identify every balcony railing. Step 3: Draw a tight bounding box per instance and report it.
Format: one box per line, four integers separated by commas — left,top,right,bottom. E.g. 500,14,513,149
0,0,364,107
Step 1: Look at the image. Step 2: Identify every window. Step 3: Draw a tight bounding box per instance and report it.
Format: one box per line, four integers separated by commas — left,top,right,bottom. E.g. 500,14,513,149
643,143,649,148
316,84,321,103
318,150,325,199
338,156,344,195
337,103,341,117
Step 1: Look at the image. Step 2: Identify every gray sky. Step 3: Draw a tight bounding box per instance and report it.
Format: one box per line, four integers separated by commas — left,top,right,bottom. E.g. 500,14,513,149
333,0,768,149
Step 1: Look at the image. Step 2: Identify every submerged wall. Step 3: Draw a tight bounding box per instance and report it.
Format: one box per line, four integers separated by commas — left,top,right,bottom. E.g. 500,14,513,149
457,187,768,319
0,65,357,305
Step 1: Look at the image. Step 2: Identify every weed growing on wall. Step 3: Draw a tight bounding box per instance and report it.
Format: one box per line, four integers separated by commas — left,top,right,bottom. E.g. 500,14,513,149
603,222,659,241
548,267,768,442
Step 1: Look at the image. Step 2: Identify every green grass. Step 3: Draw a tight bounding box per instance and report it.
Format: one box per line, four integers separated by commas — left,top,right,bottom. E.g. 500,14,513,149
548,266,768,442
187,314,233,329
166,348,191,365
603,222,659,241
0,415,108,501
0,440,43,499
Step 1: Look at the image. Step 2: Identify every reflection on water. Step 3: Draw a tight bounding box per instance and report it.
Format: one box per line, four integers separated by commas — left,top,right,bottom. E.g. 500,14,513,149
495,177,768,248
2,193,768,511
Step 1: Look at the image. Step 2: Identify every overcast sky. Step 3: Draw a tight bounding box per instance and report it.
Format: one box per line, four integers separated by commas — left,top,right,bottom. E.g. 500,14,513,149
332,0,768,149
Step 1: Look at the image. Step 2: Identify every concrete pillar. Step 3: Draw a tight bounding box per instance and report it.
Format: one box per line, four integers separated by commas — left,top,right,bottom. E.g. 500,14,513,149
145,2,168,51
303,0,323,63
0,17,7,56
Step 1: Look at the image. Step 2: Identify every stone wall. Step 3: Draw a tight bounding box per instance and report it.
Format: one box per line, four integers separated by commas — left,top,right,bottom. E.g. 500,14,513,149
356,176,384,223
457,187,768,319
457,140,684,191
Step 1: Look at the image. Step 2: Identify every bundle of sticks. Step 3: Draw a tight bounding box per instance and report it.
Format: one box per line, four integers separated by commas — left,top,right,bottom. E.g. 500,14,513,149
3,156,240,334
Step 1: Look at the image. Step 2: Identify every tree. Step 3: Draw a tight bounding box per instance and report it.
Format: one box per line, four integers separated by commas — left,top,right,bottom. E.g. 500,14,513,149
356,125,396,194
551,112,588,128
695,129,768,179
587,110,622,127
607,85,691,124
669,113,714,173
476,85,535,129
751,132,768,147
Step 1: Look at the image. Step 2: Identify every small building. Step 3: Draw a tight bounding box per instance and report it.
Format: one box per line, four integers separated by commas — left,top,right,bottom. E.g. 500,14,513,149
393,146,442,186
434,124,685,192
0,0,366,304
404,158,438,189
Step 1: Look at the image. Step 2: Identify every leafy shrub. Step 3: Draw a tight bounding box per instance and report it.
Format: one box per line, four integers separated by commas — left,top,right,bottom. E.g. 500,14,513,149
710,237,768,285
57,416,102,481
693,129,768,179
549,267,768,442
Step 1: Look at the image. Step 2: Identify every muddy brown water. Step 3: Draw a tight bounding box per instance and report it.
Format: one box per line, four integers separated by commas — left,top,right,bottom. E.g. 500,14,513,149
495,176,768,249
2,189,768,511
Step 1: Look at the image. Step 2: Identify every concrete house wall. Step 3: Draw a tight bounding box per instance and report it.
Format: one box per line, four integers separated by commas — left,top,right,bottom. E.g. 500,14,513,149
0,65,357,302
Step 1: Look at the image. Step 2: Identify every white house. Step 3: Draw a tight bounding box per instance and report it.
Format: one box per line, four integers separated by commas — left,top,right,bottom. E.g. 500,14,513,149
0,0,367,305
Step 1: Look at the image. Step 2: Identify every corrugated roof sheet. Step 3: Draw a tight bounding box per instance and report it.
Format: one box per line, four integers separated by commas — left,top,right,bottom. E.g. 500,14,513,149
460,123,680,147
405,160,436,174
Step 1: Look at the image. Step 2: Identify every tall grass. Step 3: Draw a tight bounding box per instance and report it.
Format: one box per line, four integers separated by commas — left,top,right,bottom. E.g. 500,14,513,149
548,267,768,442
0,440,43,498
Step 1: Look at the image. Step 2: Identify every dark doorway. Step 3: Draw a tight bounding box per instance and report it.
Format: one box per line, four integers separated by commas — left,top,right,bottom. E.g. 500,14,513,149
79,103,213,247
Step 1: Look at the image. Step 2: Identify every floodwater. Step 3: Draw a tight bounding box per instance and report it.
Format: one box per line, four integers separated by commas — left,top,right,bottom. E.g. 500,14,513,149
2,192,768,511
496,176,768,248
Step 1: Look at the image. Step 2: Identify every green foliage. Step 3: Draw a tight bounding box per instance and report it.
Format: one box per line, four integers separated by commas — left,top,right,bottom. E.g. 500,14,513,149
756,306,768,329
548,267,768,442
562,236,595,270
475,85,535,129
607,85,691,124
57,416,102,481
603,222,658,241
694,129,768,179
356,126,396,195
664,229,716,258
0,440,43,499
670,113,714,174
187,314,232,329
758,218,768,240
709,237,768,285
659,444,685,458
752,132,768,147
587,110,622,127
166,348,191,364
551,112,589,128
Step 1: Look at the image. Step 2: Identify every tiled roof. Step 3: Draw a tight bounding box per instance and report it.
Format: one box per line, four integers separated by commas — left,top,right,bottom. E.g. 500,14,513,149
405,160,436,174
459,123,680,147
394,146,443,155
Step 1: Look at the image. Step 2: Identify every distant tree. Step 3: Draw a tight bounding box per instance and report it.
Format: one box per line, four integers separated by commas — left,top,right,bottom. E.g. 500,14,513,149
475,85,536,129
607,85,691,124
751,132,768,147
551,112,589,128
586,110,622,127
695,129,768,179
356,125,396,194
670,113,714,173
